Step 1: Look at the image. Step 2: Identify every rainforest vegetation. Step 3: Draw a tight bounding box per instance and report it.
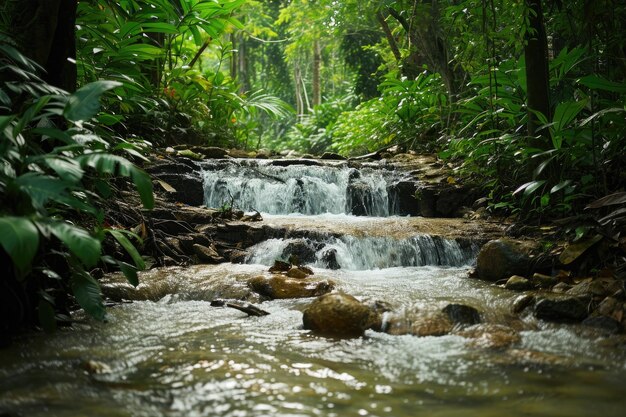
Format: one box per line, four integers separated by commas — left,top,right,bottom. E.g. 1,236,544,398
0,0,625,334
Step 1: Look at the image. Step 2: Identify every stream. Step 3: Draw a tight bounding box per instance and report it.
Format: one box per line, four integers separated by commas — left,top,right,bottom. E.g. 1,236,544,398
1,159,626,416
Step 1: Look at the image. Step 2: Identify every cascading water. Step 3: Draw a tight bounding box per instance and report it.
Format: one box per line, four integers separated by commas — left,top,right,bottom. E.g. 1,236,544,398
202,160,393,216
3,158,626,417
246,235,479,270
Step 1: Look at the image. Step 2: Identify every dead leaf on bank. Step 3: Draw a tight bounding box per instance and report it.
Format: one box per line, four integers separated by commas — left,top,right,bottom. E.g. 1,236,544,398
559,234,604,265
156,179,177,193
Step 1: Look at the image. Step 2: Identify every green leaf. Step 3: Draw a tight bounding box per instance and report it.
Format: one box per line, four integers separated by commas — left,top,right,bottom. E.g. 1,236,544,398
513,180,546,197
43,156,84,183
47,221,101,268
107,229,145,270
0,217,39,279
117,261,139,287
71,271,106,321
78,153,154,209
550,180,573,194
552,99,588,133
13,173,70,211
64,81,123,122
38,298,57,333
578,75,626,93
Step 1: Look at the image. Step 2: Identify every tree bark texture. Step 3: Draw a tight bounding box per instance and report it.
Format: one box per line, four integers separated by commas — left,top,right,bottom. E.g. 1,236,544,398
524,0,551,138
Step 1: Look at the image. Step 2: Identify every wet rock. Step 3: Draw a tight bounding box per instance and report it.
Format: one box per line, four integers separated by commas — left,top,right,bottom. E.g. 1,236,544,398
83,360,112,375
530,273,557,289
281,239,317,264
582,316,622,334
567,278,624,299
442,304,481,326
269,260,291,273
302,293,379,338
190,146,227,159
456,324,521,349
248,276,334,299
475,239,538,282
534,295,588,322
241,211,263,222
385,310,453,337
226,249,249,263
286,266,312,279
192,244,224,264
551,282,572,293
505,275,533,291
320,248,341,270
594,296,622,318
511,294,535,314
347,181,375,216
148,161,204,205
387,181,419,216
271,159,322,167
320,152,346,160
173,206,219,225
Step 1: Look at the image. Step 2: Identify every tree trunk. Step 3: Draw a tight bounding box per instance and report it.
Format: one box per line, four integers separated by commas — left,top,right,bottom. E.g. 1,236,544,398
294,63,304,118
312,39,322,107
376,11,402,64
2,0,78,92
524,0,551,139
238,35,251,94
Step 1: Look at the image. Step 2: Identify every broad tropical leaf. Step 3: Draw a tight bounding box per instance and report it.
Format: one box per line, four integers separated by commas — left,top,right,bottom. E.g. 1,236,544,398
0,216,39,279
71,271,106,321
64,80,123,122
47,221,101,268
107,229,146,270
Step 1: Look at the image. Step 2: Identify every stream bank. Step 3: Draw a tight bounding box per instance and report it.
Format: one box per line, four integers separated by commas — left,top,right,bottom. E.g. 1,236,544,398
1,148,625,416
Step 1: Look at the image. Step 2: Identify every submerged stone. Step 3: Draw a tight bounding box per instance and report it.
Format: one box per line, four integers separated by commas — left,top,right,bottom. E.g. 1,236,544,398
248,276,334,299
442,303,481,326
302,293,379,338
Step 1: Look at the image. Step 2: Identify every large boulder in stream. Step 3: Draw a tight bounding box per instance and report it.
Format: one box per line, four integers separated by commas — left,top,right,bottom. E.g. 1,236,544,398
534,295,589,322
281,239,318,264
302,293,380,338
475,239,539,282
248,276,334,299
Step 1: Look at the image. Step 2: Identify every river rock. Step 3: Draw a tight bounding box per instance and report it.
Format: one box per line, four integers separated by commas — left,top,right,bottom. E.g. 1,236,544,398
511,294,535,314
269,260,291,273
567,278,624,299
320,248,341,270
387,181,420,216
286,266,312,279
530,273,557,289
281,239,317,264
505,275,533,291
534,295,589,322
475,239,537,282
320,152,346,160
346,181,375,216
551,282,572,293
582,316,622,334
192,244,224,264
302,293,379,338
190,146,227,159
456,324,521,349
442,304,481,326
248,276,334,299
385,310,453,337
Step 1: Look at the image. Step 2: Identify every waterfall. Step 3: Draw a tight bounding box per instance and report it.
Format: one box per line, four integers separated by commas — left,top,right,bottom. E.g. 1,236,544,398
246,235,478,270
202,160,393,216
